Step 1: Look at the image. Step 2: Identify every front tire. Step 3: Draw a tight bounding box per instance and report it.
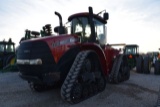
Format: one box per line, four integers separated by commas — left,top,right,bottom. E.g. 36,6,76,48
136,56,143,73
154,61,160,75
143,56,151,74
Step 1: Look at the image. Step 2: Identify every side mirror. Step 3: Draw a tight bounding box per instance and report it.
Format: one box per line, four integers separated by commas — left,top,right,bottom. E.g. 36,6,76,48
103,13,109,20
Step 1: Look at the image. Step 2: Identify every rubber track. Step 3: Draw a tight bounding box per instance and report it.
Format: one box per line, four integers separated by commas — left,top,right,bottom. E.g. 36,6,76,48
61,50,106,104
60,51,89,103
109,56,118,83
113,55,123,83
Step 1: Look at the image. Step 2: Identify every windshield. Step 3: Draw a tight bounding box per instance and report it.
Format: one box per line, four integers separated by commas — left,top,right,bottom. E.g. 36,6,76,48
125,47,138,55
71,17,91,42
94,19,106,45
6,44,14,52
0,43,15,53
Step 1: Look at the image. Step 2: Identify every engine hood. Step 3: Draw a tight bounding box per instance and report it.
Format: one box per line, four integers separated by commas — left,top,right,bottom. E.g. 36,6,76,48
21,34,79,48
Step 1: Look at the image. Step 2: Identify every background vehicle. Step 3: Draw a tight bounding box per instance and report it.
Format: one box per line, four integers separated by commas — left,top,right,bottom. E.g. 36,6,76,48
147,51,159,67
109,44,139,70
122,44,151,74
124,44,139,69
19,24,54,43
153,50,160,75
0,38,17,71
17,7,130,104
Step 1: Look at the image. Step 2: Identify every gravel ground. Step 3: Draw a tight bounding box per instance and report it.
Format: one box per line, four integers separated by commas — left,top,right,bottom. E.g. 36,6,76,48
0,69,160,107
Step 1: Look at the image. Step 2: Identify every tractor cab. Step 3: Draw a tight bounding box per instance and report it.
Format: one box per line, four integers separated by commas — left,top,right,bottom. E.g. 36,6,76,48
54,7,109,46
68,13,108,45
0,39,15,54
124,44,139,69
0,38,16,70
124,44,139,55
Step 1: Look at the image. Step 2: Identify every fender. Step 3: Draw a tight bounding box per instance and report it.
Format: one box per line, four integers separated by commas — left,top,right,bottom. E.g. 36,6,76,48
56,46,81,81
81,43,108,75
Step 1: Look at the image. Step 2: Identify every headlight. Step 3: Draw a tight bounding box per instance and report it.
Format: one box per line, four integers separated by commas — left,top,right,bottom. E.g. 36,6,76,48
30,59,42,65
17,59,29,64
17,59,42,65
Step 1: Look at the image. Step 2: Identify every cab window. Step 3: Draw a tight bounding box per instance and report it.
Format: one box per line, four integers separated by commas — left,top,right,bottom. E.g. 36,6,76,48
6,44,14,52
94,18,106,45
71,17,91,42
0,44,4,52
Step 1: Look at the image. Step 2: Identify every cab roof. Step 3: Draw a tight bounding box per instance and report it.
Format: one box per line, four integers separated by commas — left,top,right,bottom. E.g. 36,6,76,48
0,41,15,45
125,44,139,47
68,12,107,24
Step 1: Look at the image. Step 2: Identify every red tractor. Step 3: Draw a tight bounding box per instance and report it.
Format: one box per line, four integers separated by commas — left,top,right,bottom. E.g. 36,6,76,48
17,7,130,104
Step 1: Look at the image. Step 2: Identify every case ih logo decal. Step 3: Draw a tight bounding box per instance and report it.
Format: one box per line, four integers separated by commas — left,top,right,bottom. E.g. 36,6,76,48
52,38,77,47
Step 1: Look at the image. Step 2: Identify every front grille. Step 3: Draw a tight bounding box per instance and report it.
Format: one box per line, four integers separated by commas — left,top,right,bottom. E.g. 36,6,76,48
17,41,56,76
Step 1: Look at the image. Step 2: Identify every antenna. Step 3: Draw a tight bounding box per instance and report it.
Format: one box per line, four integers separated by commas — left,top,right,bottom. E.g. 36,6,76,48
97,9,106,15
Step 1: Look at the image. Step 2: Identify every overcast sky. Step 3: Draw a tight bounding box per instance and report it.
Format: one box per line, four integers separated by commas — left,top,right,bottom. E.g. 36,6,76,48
0,0,160,53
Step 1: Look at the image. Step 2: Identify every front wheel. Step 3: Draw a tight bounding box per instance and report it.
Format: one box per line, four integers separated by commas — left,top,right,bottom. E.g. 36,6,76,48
136,56,143,73
143,56,151,74
154,61,160,75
